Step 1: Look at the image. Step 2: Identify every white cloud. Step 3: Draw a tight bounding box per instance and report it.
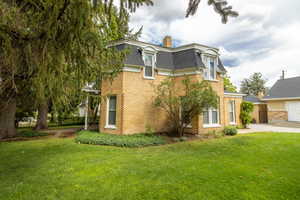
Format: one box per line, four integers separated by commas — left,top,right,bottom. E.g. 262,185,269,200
129,0,300,88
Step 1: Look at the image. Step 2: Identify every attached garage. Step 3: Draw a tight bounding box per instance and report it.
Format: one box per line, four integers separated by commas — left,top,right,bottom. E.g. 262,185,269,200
286,101,300,122
262,76,300,123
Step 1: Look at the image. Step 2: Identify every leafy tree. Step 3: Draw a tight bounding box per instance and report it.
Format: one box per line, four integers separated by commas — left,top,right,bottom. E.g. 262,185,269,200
154,77,219,137
240,101,254,128
240,73,267,96
224,75,237,92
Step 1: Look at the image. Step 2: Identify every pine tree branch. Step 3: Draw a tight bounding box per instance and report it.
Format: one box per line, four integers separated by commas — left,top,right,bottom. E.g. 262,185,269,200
186,0,238,23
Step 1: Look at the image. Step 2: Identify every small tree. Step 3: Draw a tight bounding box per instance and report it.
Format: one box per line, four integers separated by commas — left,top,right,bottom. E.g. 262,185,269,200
154,77,219,137
240,101,254,128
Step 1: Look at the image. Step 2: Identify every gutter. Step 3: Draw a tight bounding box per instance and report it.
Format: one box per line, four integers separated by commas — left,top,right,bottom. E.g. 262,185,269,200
262,97,300,101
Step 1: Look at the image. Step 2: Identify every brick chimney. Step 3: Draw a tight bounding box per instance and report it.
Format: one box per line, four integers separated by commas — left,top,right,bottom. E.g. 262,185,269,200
163,36,172,48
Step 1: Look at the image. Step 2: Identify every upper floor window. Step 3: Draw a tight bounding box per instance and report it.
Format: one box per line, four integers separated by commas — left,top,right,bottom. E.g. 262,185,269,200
204,56,217,80
143,53,155,79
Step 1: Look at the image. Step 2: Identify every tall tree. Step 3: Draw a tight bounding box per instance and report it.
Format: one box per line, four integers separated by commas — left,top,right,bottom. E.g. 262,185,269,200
224,75,237,92
0,0,147,138
240,73,267,96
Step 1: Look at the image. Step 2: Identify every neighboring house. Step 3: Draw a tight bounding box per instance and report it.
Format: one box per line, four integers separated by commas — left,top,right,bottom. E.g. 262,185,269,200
243,95,268,123
99,36,244,135
262,76,300,122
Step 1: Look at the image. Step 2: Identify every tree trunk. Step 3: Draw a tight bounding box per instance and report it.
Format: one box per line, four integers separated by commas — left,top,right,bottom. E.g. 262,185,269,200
35,102,48,130
0,98,17,139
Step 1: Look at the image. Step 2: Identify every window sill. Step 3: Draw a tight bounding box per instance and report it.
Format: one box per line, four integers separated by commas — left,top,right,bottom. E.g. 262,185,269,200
105,125,117,129
185,124,192,128
204,79,219,82
203,124,221,128
229,122,237,125
144,77,155,80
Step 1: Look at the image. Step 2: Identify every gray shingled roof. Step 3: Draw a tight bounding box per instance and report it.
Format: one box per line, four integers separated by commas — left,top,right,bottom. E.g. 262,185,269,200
116,43,226,72
264,76,300,99
243,95,263,103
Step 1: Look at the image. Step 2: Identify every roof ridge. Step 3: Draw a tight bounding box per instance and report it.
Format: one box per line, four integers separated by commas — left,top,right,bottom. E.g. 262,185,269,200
111,39,219,51
278,76,300,81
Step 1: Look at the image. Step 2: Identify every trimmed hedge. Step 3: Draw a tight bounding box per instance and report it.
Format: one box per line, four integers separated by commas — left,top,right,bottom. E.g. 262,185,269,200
223,126,238,136
18,130,48,138
75,131,166,147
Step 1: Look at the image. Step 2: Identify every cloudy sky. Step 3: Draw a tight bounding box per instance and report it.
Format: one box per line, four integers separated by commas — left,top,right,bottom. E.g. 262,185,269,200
128,0,300,88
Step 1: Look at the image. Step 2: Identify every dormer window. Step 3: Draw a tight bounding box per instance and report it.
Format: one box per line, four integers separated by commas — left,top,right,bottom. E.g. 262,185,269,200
203,56,217,80
143,53,155,79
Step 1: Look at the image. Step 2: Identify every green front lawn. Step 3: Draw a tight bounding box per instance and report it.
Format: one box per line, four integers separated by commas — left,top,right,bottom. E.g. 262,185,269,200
1,133,300,200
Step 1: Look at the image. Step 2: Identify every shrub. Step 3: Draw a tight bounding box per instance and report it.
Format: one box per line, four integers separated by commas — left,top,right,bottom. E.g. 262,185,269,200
18,130,48,137
75,131,166,147
223,126,238,136
240,101,254,128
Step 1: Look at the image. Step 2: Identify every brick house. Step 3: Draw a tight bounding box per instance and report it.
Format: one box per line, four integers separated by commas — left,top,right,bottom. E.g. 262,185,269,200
99,36,244,135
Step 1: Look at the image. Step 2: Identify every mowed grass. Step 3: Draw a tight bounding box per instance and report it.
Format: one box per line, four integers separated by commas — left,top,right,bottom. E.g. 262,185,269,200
1,133,300,200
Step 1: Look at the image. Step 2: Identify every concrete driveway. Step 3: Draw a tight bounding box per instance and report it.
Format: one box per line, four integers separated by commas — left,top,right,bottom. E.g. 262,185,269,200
239,124,300,134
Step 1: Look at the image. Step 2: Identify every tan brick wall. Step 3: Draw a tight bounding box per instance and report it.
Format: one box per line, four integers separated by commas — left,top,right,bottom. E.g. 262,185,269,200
100,68,242,135
223,96,243,126
251,104,260,123
267,101,286,111
268,111,288,122
99,73,124,134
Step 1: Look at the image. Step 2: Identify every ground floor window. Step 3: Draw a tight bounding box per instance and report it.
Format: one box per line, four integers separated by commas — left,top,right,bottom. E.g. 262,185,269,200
203,107,220,127
228,100,236,124
106,96,117,128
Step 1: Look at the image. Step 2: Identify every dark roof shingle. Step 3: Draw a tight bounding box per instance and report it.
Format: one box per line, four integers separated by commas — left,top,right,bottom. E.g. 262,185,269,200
264,77,300,99
116,43,225,72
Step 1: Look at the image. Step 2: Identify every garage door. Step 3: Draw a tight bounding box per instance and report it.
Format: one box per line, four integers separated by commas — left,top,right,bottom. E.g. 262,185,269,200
287,102,300,122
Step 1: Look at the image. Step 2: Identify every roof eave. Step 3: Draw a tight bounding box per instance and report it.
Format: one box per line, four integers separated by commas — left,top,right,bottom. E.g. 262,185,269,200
262,97,300,101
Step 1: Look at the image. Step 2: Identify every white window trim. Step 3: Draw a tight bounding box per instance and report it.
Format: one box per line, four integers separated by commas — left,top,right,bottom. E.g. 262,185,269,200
203,55,217,81
105,96,117,129
203,124,222,128
229,100,236,125
143,52,156,79
203,107,220,128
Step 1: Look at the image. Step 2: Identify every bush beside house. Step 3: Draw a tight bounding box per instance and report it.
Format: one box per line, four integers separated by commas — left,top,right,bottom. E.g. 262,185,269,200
75,131,166,147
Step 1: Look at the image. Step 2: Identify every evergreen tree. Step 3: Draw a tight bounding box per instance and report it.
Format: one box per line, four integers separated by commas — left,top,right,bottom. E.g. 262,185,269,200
0,0,148,138
240,73,267,96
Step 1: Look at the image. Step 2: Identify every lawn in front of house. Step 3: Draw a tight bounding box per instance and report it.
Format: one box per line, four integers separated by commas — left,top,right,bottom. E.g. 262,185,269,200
0,133,300,200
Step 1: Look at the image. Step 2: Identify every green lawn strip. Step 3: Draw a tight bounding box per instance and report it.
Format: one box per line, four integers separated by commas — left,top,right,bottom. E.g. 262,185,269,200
75,130,166,147
0,133,300,200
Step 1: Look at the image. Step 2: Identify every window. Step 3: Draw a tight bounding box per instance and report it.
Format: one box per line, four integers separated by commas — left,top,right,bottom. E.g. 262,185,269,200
203,107,220,127
106,96,117,128
204,56,216,80
144,53,154,78
228,100,236,124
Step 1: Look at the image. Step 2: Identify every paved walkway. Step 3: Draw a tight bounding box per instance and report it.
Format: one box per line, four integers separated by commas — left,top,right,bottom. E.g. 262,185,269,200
41,127,82,137
239,124,300,134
